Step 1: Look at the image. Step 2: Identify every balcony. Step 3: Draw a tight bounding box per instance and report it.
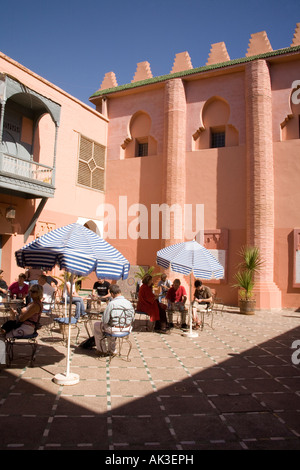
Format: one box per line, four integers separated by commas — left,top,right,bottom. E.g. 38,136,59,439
0,151,55,199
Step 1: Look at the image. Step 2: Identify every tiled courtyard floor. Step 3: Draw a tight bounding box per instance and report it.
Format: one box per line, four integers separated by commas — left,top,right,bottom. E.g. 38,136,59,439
0,307,300,451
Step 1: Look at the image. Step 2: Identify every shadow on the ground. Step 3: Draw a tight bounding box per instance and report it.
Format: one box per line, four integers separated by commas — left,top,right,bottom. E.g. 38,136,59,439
0,317,300,451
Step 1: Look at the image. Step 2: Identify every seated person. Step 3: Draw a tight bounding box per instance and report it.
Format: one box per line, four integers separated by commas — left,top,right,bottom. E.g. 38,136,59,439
1,284,43,338
38,274,55,311
166,279,188,329
192,280,213,329
8,273,29,301
25,267,43,287
93,284,135,355
157,273,171,303
45,273,58,290
137,274,169,334
0,269,8,301
93,278,111,302
63,279,86,321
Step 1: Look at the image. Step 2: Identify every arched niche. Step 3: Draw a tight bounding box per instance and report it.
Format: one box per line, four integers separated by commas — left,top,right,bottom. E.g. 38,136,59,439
121,110,157,158
193,96,238,150
281,87,300,141
0,76,61,175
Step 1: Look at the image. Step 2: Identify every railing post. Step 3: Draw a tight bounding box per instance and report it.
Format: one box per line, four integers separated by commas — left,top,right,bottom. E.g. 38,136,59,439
52,124,59,185
0,99,6,145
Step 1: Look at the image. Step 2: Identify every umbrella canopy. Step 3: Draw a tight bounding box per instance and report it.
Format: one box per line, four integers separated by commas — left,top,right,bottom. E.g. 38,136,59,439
15,223,130,280
156,240,224,280
15,223,130,385
156,240,224,338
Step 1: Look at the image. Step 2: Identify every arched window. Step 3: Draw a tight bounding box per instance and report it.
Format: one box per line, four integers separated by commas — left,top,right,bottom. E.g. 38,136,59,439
281,86,300,141
193,96,238,150
121,111,157,158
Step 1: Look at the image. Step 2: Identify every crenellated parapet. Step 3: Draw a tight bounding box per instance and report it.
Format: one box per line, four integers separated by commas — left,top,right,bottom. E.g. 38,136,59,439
291,22,300,46
132,61,153,83
99,71,118,91
170,51,193,74
93,23,300,97
206,42,230,65
246,31,273,57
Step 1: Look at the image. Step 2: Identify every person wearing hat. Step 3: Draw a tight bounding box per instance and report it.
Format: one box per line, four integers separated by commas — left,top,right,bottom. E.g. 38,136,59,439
0,270,8,301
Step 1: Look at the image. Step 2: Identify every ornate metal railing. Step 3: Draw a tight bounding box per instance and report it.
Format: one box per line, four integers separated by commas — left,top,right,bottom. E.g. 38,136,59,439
0,152,54,185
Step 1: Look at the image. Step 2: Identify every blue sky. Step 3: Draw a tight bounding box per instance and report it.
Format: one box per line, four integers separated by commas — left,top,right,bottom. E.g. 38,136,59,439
1,0,299,107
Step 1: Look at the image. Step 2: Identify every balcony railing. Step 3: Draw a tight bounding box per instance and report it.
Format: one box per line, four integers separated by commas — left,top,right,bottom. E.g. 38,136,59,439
0,151,55,198
0,152,54,184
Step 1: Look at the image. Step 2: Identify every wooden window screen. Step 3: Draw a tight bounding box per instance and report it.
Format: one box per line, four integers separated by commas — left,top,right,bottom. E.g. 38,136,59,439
138,142,148,157
211,131,225,148
77,136,105,191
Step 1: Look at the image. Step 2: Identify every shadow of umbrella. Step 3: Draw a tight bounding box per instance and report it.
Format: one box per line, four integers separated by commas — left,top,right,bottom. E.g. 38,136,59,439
15,223,130,386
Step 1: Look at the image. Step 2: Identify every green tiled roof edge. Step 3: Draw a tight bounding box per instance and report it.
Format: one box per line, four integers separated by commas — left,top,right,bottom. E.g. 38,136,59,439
90,45,300,99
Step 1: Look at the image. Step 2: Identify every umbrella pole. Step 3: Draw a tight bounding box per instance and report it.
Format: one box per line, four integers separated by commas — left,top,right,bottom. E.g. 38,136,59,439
66,272,73,376
53,272,80,385
182,273,198,338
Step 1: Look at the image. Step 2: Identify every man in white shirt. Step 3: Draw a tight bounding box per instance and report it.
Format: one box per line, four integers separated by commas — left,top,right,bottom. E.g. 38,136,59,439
38,274,55,311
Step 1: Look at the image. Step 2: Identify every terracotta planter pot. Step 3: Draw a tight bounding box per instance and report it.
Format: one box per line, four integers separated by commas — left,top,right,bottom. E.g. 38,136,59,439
239,299,256,315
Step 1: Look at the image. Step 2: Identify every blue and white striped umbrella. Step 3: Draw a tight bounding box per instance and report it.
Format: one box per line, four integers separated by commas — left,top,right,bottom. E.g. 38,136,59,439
15,223,130,280
15,223,130,385
156,240,224,280
157,240,224,338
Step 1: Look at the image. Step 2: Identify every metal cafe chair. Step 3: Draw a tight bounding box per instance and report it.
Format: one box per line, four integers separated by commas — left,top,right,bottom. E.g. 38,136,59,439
199,294,224,330
5,332,38,367
41,291,57,331
99,306,135,363
130,292,153,332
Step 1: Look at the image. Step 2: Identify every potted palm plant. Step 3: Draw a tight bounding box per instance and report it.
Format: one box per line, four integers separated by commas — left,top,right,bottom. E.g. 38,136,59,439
233,246,263,314
134,266,162,294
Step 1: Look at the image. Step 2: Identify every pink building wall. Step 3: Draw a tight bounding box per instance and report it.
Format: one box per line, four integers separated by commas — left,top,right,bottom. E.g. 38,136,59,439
90,31,300,309
98,78,247,306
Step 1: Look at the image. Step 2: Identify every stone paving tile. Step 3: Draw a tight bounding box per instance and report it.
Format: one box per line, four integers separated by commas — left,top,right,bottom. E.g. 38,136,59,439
223,411,297,440
0,416,50,450
0,307,300,451
169,414,236,443
45,416,109,449
209,394,266,413
235,377,290,393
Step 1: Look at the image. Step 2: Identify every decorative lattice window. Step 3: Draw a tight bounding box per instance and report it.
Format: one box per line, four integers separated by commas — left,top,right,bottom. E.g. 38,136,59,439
77,136,105,191
137,142,148,157
211,130,225,148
